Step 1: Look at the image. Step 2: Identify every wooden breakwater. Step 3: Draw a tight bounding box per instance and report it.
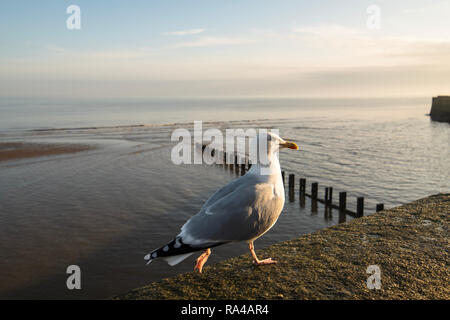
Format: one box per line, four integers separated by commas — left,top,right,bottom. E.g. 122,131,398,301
201,144,385,219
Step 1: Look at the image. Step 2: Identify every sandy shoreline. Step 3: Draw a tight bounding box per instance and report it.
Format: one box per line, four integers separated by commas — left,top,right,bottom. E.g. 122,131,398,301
0,142,95,162
115,193,449,300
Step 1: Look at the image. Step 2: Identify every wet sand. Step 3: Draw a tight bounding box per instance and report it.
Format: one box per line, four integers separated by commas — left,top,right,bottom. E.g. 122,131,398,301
0,142,95,162
116,193,449,300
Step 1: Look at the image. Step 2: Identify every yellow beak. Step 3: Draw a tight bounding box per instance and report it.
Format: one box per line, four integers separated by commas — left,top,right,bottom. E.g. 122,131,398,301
282,140,299,150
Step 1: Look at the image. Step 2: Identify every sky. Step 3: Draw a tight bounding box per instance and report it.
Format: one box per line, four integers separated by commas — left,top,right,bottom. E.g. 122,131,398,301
0,0,450,98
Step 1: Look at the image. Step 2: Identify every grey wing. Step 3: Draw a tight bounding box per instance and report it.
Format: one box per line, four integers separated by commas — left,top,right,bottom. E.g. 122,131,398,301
199,174,254,211
179,180,284,246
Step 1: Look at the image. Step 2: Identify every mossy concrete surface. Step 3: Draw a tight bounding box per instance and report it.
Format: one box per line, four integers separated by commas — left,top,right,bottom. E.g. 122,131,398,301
116,193,449,300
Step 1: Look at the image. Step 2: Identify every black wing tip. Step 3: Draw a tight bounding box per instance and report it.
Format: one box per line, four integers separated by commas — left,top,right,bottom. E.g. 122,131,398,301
144,237,194,261
144,237,227,263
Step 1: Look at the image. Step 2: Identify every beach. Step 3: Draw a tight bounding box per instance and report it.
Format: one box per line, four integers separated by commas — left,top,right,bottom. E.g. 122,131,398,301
0,142,95,162
116,193,450,300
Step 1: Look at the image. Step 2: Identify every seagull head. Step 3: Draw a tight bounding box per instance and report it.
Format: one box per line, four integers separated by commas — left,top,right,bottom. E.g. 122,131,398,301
269,132,299,151
263,132,299,153
247,131,299,174
252,131,299,159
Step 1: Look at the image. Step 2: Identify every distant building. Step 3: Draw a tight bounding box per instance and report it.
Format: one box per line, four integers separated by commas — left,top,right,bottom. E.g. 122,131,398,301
430,96,450,123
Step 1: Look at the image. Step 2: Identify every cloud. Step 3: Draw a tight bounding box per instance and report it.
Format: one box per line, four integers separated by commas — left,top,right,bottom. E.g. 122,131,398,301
172,36,254,48
3,23,450,98
290,24,450,67
162,28,205,36
403,1,450,14
293,25,365,37
43,44,158,60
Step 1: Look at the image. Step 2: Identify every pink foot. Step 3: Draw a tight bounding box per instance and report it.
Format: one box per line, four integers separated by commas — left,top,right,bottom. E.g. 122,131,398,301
253,258,277,266
194,249,211,273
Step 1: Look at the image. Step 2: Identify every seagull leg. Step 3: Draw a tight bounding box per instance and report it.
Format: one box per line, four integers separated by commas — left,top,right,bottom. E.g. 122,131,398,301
249,241,277,266
194,248,211,273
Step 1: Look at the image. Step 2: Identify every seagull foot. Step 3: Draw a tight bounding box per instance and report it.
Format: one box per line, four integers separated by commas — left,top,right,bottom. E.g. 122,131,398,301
194,248,211,273
249,242,277,266
253,258,277,266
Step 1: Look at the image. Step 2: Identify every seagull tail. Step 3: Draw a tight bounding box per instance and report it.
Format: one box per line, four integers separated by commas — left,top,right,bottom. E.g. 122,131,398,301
144,251,193,266
163,252,194,266
144,250,192,266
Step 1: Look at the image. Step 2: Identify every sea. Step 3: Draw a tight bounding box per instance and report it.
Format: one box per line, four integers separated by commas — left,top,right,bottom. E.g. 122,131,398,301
0,97,448,299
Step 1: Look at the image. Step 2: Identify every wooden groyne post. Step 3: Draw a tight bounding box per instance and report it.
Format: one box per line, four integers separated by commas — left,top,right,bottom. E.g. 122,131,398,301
357,197,364,217
311,182,318,200
240,163,246,176
288,174,295,190
339,192,347,211
299,178,306,197
288,174,295,202
324,187,333,205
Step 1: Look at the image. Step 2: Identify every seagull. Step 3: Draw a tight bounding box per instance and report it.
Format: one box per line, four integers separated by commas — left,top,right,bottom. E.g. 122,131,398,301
144,132,299,272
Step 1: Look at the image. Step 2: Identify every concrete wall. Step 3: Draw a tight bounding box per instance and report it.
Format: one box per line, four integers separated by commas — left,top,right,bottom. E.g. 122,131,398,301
115,193,450,300
430,96,450,122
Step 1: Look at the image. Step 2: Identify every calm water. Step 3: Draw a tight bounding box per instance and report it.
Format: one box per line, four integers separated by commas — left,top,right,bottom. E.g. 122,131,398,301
0,97,449,299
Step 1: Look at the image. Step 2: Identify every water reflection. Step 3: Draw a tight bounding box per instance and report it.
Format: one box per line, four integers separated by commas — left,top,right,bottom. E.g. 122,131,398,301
0,102,448,299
